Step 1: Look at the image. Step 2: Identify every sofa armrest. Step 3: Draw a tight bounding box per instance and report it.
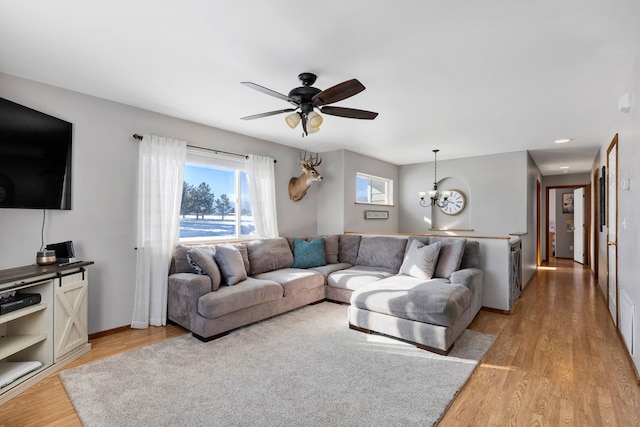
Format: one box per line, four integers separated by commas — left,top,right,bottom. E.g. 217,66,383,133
450,268,482,292
167,273,212,331
450,267,483,311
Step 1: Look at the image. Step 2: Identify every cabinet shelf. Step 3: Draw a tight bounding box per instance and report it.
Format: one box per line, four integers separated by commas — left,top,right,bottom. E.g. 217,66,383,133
0,334,47,360
0,303,47,326
0,262,93,406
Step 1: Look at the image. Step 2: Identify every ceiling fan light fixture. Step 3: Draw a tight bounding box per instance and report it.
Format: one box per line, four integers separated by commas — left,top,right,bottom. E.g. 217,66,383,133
307,124,320,134
307,111,323,128
285,112,301,129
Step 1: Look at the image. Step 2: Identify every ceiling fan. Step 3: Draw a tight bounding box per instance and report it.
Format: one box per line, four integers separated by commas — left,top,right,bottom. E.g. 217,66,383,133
240,72,378,136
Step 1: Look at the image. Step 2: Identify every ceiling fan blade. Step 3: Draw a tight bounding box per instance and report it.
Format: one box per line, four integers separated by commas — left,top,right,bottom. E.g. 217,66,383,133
241,108,295,120
241,82,297,104
312,79,366,106
320,106,378,120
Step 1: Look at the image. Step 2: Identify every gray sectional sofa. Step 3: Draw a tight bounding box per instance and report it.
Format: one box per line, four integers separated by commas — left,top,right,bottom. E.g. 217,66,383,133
167,234,482,354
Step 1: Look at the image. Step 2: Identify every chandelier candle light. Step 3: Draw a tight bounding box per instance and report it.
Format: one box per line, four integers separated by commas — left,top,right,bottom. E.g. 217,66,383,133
419,149,451,208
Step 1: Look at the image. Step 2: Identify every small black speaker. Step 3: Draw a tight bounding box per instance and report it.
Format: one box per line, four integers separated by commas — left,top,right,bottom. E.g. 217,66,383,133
46,241,76,263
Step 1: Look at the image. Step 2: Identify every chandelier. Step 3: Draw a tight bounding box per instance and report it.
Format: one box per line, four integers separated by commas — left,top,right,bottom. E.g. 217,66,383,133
419,149,451,208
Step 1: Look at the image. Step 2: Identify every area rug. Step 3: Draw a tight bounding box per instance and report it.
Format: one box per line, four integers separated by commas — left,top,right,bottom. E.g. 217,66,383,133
59,302,494,427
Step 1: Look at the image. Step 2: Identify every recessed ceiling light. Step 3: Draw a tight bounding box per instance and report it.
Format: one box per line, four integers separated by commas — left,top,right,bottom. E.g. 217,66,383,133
559,166,570,169
555,138,572,144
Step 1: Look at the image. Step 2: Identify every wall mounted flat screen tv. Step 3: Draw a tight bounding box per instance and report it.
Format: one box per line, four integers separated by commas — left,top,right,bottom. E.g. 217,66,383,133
0,97,72,210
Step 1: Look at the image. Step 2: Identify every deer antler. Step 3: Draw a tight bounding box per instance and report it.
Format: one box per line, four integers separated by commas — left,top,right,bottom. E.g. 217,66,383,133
300,150,322,167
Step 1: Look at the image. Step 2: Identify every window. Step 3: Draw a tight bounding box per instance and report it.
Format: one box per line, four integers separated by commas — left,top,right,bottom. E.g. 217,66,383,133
179,148,256,242
356,172,393,205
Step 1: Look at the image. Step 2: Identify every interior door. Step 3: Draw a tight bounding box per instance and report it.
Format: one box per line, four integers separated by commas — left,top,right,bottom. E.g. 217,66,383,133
573,187,585,264
607,137,618,325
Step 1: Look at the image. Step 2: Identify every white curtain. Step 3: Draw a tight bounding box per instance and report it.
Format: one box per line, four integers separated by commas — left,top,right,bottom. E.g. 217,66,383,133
131,134,186,328
246,154,279,238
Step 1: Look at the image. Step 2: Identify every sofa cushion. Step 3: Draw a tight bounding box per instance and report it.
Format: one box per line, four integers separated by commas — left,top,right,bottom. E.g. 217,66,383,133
327,266,396,291
355,236,408,272
338,234,361,265
350,275,472,327
399,240,441,280
308,263,352,280
245,238,294,276
429,237,467,279
308,234,340,264
187,246,222,291
213,245,248,286
460,240,480,269
253,268,324,296
292,238,327,269
197,278,283,319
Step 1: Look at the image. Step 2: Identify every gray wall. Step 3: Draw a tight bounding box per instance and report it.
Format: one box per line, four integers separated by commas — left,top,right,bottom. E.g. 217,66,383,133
399,151,529,237
523,152,542,286
0,73,317,334
594,53,640,374
317,149,399,235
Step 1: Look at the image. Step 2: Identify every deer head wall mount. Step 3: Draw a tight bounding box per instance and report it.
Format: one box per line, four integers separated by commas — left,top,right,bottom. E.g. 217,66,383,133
288,151,323,202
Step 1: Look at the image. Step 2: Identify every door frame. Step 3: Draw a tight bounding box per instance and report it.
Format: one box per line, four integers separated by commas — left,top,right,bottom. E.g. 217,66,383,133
593,168,599,279
537,180,541,266
545,184,590,264
606,134,619,323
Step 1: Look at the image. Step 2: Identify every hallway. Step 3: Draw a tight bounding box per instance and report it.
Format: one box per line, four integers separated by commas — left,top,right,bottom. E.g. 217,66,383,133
442,258,640,426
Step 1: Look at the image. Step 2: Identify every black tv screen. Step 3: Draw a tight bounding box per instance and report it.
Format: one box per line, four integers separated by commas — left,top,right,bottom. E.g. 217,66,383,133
0,97,72,210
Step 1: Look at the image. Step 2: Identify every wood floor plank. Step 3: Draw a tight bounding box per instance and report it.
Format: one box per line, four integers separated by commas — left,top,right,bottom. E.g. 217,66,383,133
1,259,639,426
440,259,640,426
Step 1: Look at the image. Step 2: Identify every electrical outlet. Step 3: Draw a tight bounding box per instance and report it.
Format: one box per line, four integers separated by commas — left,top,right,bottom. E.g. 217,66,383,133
569,245,574,250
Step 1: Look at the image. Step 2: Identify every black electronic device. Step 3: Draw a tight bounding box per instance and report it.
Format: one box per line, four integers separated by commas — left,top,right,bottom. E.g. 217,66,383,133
46,240,76,264
0,97,72,210
0,293,42,315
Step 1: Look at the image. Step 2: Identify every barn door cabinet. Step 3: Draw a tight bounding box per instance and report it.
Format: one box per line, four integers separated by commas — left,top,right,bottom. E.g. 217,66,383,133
0,262,93,405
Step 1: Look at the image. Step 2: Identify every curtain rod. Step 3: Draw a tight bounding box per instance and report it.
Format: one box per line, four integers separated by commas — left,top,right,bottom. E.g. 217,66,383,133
132,134,276,163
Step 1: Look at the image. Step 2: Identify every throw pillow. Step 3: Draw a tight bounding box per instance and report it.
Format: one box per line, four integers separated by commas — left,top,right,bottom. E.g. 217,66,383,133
213,245,248,286
432,238,467,279
399,240,442,280
186,246,222,291
292,237,327,269
174,244,197,274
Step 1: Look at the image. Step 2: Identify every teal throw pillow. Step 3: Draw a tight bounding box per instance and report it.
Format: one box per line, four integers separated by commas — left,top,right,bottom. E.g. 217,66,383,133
292,238,327,269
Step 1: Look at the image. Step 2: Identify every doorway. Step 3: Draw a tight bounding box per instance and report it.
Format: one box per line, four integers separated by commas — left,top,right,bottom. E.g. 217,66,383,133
545,184,590,264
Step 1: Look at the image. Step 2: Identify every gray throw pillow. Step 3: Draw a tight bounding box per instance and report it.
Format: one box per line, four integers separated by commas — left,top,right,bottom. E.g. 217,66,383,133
433,238,467,279
400,240,441,280
213,245,247,286
174,244,197,274
187,246,222,291
229,243,250,274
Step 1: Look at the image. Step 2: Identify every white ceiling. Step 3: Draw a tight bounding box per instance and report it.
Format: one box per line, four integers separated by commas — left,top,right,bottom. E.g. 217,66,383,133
1,1,639,174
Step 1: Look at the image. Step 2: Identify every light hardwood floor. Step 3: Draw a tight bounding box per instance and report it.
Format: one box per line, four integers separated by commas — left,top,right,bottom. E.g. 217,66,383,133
2,259,639,426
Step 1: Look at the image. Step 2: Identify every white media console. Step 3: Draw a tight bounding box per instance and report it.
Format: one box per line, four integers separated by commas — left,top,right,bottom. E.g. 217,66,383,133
0,262,93,405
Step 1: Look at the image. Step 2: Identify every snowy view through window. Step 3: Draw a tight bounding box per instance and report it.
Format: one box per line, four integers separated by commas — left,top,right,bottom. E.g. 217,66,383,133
179,163,255,241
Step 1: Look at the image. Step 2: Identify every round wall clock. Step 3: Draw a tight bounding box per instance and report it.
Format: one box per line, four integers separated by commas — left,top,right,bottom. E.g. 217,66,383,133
440,189,466,215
